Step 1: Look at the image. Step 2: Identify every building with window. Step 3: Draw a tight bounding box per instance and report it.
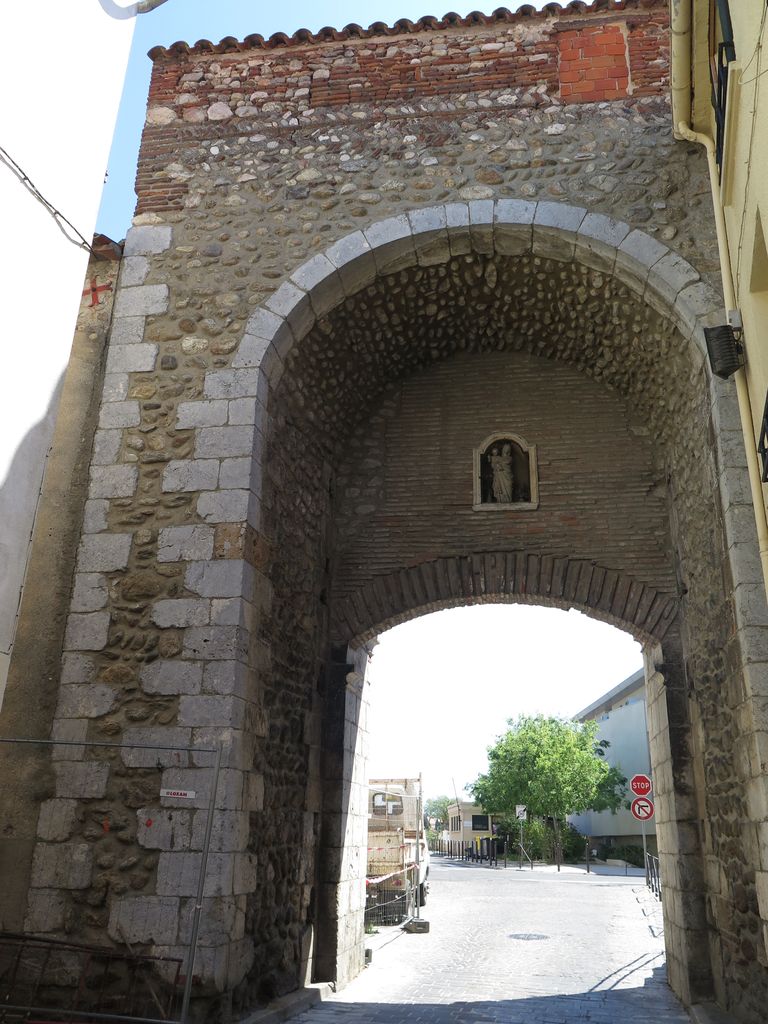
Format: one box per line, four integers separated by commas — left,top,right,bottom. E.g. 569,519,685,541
671,2,768,594
445,799,498,846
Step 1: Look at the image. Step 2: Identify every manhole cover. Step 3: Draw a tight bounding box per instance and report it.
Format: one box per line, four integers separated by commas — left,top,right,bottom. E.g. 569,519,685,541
507,933,549,941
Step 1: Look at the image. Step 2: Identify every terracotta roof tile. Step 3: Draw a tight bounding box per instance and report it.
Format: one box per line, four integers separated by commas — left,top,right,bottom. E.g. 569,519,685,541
148,1,659,59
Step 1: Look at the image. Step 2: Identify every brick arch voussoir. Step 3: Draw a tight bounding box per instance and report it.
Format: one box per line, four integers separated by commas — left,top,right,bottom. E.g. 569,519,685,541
235,199,724,394
330,552,678,649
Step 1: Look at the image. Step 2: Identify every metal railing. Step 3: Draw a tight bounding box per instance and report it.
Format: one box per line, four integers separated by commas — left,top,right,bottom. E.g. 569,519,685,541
645,852,662,900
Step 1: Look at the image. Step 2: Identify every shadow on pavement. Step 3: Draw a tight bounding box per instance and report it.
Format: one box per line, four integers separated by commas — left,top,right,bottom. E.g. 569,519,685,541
305,966,688,1023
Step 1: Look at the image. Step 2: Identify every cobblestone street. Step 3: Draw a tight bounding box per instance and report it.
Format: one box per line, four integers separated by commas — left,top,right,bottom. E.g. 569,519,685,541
295,857,691,1024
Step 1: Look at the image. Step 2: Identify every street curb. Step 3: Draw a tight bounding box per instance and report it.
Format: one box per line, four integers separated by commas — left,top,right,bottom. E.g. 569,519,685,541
688,1002,737,1024
240,983,334,1024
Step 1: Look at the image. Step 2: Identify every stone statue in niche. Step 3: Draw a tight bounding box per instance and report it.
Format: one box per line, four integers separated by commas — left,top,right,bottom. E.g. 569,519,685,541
474,432,538,510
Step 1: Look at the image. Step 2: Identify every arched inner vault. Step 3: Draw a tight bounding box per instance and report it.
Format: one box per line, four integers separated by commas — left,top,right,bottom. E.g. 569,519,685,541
246,203,735,1005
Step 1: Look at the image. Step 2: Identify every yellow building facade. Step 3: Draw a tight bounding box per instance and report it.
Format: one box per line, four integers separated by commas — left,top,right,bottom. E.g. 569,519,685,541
672,1,768,588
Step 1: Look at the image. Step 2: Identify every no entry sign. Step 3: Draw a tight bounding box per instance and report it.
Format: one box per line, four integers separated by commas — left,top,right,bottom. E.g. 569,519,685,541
631,796,655,821
630,773,652,796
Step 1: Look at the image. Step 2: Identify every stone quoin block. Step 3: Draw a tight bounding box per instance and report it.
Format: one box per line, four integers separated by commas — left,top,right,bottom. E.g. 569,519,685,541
140,660,203,696
157,525,215,563
183,625,249,662
110,316,145,345
60,653,97,685
91,430,122,466
77,533,132,572
156,851,234,897
55,683,118,719
36,800,78,842
24,890,69,933
162,459,220,493
120,727,193,767
71,573,108,613
204,369,261,400
88,464,138,499
105,343,158,374
185,560,249,599
219,458,252,490
101,374,129,403
82,499,109,534
108,896,180,945
176,400,229,429
228,399,265,429
194,425,256,460
113,284,169,318
136,808,193,851
197,489,253,524
119,255,150,287
98,400,140,430
151,598,211,628
54,762,109,800
63,612,110,651
123,224,173,256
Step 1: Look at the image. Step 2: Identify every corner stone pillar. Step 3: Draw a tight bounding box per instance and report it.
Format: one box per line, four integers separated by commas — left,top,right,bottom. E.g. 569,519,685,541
20,223,271,994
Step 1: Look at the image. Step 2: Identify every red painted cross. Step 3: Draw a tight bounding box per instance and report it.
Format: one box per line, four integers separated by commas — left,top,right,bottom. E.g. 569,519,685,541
82,278,113,307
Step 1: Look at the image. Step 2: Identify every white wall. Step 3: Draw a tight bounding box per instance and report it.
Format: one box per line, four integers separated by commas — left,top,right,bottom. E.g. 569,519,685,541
0,3,136,702
571,698,655,839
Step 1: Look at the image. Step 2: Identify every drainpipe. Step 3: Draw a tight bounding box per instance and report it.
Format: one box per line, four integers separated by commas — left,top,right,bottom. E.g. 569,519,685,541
670,0,768,593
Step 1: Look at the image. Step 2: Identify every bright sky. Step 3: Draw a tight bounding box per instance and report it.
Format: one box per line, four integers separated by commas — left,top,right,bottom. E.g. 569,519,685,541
97,0,551,238
365,605,642,802
96,1,643,807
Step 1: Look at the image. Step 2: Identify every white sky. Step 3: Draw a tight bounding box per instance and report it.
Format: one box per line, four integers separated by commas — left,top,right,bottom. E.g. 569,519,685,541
365,604,643,802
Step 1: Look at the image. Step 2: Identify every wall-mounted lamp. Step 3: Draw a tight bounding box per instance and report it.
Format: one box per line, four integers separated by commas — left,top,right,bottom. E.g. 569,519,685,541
704,310,744,379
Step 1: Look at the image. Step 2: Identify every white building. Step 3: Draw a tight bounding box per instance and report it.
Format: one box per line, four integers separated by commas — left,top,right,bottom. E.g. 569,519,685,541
0,4,138,701
569,669,657,849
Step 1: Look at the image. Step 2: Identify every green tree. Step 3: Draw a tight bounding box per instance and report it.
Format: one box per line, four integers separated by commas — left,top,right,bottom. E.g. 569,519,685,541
471,715,626,867
424,795,452,830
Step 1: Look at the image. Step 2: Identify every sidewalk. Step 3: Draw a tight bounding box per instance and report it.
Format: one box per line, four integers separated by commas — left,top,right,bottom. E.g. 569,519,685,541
292,856,690,1024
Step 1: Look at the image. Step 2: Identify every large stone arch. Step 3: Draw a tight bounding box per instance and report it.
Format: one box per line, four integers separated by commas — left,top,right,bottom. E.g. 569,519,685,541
239,202,762,1014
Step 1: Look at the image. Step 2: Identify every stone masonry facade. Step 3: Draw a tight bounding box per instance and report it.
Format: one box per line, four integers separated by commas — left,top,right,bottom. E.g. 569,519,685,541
3,3,768,1023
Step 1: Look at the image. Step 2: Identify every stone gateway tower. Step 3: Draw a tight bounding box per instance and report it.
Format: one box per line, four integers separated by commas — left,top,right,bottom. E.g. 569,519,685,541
3,2,768,1022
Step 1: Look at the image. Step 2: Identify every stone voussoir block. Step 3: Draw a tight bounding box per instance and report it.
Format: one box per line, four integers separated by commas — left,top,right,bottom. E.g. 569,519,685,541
325,230,377,295
575,212,630,270
363,214,416,275
646,250,701,307
264,279,316,340
114,284,169,319
289,253,345,319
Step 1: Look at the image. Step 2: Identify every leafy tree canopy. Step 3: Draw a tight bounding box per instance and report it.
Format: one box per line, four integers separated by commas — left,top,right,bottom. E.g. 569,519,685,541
424,795,452,828
471,715,626,823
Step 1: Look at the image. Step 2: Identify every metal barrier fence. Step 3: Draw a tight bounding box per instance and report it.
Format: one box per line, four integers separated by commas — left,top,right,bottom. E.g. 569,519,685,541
364,865,418,929
645,852,662,899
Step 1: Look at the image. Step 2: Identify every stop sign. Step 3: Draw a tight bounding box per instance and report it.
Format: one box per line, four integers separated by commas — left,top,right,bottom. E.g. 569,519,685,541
630,774,652,796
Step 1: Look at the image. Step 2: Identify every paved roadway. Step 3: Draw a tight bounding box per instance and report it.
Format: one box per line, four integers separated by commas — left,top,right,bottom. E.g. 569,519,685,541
295,856,691,1024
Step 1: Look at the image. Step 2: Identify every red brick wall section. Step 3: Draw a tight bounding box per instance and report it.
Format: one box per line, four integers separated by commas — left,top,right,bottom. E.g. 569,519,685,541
557,24,629,103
